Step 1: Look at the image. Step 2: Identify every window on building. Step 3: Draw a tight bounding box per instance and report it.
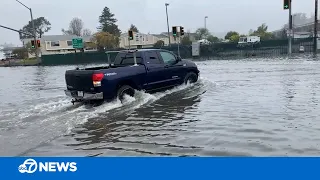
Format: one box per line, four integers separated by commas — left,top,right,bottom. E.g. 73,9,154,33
51,41,60,47
67,41,72,46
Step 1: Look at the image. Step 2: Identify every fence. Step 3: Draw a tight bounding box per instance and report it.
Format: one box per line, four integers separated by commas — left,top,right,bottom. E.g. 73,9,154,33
40,37,315,66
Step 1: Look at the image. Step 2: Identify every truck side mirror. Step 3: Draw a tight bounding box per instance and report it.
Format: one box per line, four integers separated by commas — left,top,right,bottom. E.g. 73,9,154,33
176,56,182,62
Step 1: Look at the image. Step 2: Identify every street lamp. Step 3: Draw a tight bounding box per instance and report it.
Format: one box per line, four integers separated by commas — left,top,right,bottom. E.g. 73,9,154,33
165,3,171,46
15,0,39,61
204,16,208,30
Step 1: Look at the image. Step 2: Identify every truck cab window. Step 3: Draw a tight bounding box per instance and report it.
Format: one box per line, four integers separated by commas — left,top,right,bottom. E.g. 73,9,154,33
145,51,161,64
159,51,176,65
114,52,142,66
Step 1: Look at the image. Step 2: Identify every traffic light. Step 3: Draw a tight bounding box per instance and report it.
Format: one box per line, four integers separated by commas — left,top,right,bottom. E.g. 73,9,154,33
172,26,177,36
128,30,133,40
284,0,290,10
36,40,41,47
31,40,35,49
180,26,184,36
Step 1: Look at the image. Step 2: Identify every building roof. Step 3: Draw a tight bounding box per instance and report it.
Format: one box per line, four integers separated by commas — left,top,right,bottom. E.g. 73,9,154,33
119,49,169,53
160,32,197,36
40,35,93,42
152,34,168,38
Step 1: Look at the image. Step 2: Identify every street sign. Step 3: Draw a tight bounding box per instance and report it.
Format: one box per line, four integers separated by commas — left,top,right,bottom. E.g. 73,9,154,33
286,29,293,37
192,42,200,57
317,38,320,50
72,38,83,49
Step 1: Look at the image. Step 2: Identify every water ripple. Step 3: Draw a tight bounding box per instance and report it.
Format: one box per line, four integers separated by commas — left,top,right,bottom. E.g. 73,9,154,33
1,59,320,156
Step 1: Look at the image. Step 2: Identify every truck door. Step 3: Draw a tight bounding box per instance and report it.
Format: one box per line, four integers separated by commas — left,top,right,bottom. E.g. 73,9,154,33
157,51,183,86
144,51,168,90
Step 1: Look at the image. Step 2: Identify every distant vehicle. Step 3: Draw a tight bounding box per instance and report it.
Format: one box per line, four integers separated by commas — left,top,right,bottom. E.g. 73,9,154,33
197,39,210,45
299,46,305,53
64,49,200,104
237,36,261,47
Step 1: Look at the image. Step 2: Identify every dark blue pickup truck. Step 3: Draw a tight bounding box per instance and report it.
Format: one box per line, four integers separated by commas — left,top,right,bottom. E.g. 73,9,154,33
64,49,200,104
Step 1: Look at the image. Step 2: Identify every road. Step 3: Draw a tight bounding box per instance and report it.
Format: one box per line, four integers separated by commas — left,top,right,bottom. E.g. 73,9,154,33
0,58,320,156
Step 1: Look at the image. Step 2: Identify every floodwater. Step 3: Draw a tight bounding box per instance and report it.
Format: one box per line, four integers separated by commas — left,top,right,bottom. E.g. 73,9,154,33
1,58,320,156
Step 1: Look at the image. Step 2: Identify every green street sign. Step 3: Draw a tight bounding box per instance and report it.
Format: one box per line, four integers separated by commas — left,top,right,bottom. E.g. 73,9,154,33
72,38,83,49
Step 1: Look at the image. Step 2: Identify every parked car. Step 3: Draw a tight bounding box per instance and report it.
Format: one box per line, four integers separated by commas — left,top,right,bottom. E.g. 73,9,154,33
299,46,305,53
64,49,200,104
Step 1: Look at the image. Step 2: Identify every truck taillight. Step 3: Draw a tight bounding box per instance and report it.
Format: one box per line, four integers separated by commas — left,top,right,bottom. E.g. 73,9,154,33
92,73,104,87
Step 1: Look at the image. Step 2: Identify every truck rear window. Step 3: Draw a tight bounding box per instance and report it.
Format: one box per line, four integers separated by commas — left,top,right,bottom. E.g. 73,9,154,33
114,52,143,66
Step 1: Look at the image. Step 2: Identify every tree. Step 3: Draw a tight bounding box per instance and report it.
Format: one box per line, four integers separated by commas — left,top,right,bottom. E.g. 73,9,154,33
229,34,240,42
224,31,239,40
98,7,121,36
181,36,192,45
154,40,165,48
250,23,274,40
19,17,51,39
195,28,210,40
82,29,92,36
248,29,254,35
207,35,219,43
91,31,119,51
12,47,28,59
62,18,92,37
62,18,84,36
129,24,139,32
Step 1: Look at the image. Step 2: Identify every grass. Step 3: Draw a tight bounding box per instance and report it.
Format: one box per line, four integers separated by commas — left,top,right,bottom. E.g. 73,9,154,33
0,58,40,67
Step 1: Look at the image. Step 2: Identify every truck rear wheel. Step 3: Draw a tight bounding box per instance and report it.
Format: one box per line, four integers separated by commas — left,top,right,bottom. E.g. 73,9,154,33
117,85,135,102
184,72,198,84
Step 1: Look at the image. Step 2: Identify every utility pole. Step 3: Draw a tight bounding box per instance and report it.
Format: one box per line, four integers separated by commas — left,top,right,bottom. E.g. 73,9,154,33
177,34,181,57
314,0,318,55
165,3,171,46
288,0,292,55
16,0,39,63
204,16,208,30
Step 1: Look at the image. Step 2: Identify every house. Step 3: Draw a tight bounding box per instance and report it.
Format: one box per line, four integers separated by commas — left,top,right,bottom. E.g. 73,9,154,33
159,32,198,42
21,35,96,56
119,31,197,49
119,32,160,49
40,35,95,55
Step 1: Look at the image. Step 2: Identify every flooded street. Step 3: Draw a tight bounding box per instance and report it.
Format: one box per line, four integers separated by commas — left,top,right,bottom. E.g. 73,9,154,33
1,58,320,156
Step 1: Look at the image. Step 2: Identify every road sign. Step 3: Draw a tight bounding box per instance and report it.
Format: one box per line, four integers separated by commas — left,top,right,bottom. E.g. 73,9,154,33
72,38,83,49
286,29,293,37
192,42,200,56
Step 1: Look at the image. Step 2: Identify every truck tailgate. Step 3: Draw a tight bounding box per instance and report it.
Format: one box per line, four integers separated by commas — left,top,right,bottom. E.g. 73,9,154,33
65,70,95,92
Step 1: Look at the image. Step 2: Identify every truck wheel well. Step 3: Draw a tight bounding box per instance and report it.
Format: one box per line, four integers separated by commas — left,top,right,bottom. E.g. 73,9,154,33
117,80,139,90
187,70,198,75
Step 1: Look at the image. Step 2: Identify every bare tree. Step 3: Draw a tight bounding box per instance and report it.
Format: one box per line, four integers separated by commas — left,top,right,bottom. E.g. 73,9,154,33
62,17,84,36
82,28,92,36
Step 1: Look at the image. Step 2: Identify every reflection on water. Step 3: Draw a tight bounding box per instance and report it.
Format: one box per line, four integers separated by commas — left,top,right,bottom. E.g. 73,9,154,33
1,58,320,156
66,85,204,156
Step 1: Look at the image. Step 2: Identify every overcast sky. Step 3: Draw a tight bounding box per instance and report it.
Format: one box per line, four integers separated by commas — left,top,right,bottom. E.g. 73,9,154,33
0,0,317,47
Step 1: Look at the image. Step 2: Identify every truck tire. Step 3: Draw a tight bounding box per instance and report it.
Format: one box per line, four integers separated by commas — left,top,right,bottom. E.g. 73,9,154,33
184,72,198,84
117,85,135,102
